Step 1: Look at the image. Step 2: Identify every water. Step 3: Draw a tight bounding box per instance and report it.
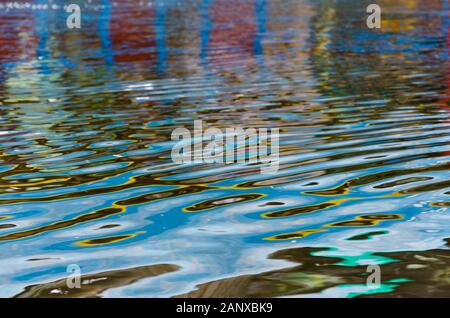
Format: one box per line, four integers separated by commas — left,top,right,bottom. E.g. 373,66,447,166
0,0,449,297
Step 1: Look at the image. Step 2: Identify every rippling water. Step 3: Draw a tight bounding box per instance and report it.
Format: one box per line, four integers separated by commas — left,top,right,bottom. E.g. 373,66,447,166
0,0,449,297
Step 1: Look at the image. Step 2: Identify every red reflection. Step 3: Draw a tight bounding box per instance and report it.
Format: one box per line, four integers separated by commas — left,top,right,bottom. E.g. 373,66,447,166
109,1,156,63
0,6,37,64
208,0,257,68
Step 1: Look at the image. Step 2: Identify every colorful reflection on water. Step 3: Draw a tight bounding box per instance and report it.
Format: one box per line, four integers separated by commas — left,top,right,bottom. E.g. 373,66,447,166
0,0,449,297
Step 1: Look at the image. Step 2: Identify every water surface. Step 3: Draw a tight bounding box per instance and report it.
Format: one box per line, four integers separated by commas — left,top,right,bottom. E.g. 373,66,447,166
0,0,449,297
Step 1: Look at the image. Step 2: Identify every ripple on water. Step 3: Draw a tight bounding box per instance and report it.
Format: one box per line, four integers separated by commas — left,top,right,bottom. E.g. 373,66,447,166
0,0,448,298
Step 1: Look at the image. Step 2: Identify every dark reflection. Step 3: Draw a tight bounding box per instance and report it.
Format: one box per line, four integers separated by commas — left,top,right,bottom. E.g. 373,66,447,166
185,193,264,212
177,245,450,298
346,230,388,241
14,264,180,298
